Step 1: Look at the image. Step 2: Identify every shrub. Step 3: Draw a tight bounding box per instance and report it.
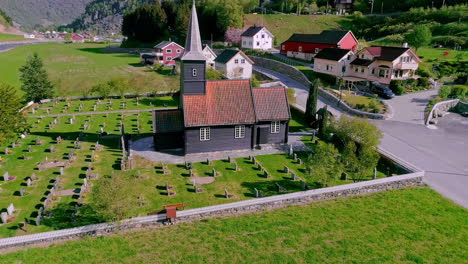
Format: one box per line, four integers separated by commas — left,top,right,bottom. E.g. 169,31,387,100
450,85,468,99
418,77,431,87
313,72,336,86
389,80,405,95
416,66,431,78
439,85,451,99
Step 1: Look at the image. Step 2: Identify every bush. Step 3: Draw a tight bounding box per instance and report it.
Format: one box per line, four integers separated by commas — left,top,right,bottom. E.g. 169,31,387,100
439,86,451,99
313,72,336,86
418,77,431,87
389,80,405,95
416,66,431,78
450,85,468,99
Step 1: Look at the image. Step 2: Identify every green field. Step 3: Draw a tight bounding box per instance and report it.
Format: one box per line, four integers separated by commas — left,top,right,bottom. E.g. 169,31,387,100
0,33,25,42
0,43,179,96
1,187,466,263
244,14,347,45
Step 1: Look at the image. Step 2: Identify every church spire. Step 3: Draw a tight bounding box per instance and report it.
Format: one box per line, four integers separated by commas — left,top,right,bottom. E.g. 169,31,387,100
180,0,206,61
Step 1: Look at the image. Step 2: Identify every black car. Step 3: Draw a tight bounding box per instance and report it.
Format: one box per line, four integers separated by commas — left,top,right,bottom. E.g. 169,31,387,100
371,82,395,99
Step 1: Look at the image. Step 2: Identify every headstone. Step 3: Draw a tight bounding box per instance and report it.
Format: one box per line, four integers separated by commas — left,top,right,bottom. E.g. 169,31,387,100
3,172,8,181
212,168,217,177
31,108,35,114
293,153,297,161
7,203,14,215
284,166,289,174
20,187,25,197
234,162,239,172
35,215,41,226
30,173,36,181
276,183,286,193
224,189,230,199
50,145,55,153
4,147,9,155
206,158,210,165
189,169,193,177
1,212,7,224
289,145,293,156
60,167,64,176
26,178,31,187
297,158,302,165
83,178,88,188
28,145,32,153
254,188,261,198
373,167,377,180
227,156,232,163
11,142,15,148
292,173,299,181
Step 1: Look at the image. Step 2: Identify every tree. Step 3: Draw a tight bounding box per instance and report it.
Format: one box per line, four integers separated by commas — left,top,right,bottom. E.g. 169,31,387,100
122,3,168,43
107,78,129,99
405,25,432,51
318,105,329,136
174,4,190,43
19,53,54,102
0,84,27,145
305,79,319,125
91,82,112,99
305,143,343,187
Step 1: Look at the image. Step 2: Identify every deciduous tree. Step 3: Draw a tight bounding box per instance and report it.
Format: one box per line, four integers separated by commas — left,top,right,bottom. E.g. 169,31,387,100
405,25,432,51
0,84,27,145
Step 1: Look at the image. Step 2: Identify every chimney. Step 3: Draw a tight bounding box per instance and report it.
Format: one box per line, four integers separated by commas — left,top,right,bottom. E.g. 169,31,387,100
402,43,408,48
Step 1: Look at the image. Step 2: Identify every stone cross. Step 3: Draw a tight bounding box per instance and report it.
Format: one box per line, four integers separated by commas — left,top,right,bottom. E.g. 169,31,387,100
20,187,25,197
1,212,7,224
224,189,230,199
7,203,15,215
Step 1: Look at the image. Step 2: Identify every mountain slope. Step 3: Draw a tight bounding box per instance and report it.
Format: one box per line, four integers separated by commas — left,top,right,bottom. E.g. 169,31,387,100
0,0,93,29
66,0,152,34
0,7,22,34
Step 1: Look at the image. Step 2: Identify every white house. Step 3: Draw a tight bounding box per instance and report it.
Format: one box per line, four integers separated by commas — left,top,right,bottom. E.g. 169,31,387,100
215,49,254,79
313,48,355,77
202,44,217,68
241,26,274,51
23,33,36,39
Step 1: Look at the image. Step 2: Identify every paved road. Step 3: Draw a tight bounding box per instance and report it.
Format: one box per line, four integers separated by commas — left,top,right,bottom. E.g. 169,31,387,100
0,40,57,52
255,65,468,208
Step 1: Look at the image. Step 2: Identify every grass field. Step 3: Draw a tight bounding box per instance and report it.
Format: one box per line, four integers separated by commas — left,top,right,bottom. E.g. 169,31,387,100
1,187,466,263
0,43,179,96
0,33,25,42
244,14,347,45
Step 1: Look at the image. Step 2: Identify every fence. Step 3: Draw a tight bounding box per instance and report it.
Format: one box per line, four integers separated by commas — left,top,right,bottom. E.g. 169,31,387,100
425,99,460,125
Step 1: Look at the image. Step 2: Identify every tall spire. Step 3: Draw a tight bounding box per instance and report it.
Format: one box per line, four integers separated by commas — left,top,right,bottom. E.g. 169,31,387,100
180,0,206,61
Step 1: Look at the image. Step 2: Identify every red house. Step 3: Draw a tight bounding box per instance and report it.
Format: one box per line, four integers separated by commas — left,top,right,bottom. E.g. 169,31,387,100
71,33,85,43
153,41,185,65
280,30,358,61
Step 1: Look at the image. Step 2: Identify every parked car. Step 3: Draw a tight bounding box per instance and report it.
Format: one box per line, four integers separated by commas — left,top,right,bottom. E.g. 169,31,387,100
372,82,395,99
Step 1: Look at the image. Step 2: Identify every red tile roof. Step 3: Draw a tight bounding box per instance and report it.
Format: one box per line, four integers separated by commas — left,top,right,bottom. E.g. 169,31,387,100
183,80,256,127
253,88,290,121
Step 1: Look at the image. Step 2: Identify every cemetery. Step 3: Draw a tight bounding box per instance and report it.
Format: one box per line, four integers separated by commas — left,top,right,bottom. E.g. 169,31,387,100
0,96,403,238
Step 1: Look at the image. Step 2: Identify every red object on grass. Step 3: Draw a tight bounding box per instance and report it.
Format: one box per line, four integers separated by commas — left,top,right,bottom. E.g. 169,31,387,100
443,51,450,56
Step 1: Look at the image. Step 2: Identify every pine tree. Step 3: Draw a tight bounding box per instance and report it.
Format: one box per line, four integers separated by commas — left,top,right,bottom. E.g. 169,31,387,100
305,79,320,125
318,105,329,136
0,83,27,145
19,53,54,102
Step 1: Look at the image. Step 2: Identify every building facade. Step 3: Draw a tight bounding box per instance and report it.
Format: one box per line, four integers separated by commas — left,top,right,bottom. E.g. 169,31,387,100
153,41,185,66
215,49,254,79
202,44,217,68
241,26,274,50
153,2,290,155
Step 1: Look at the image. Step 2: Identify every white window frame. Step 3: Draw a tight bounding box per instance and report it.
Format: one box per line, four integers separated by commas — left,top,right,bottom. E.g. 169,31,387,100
166,49,172,53
241,59,246,64
282,45,285,50
192,68,197,77
200,127,210,141
271,121,280,134
176,49,181,53
235,59,239,64
235,125,245,139
167,56,172,61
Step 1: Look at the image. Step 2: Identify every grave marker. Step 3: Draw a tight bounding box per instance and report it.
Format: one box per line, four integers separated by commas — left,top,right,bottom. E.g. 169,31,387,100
284,166,289,174
28,145,32,153
4,147,9,155
212,168,217,177
35,215,41,226
20,187,25,197
26,178,31,187
60,167,64,176
30,173,36,181
7,203,15,215
289,144,293,156
1,212,7,224
254,188,261,198
234,162,239,172
373,167,377,180
3,172,8,181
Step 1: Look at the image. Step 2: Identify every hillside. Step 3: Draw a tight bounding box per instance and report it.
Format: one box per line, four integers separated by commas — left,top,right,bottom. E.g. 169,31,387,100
0,8,22,34
65,0,152,34
244,14,349,44
0,0,92,29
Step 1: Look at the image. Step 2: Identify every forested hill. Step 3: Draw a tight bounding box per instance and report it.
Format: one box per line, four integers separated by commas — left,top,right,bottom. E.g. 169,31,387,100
0,0,92,29
64,0,153,34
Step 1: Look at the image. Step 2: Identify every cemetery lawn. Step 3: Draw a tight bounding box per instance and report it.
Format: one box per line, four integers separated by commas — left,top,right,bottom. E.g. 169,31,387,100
0,43,178,96
2,187,467,263
0,33,26,42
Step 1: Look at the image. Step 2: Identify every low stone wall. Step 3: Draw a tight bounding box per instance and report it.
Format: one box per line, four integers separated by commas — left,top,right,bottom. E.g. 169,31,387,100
0,172,423,251
426,99,460,125
251,56,387,119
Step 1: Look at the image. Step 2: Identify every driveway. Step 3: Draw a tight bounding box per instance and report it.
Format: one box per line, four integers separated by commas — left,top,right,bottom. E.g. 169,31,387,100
255,65,468,208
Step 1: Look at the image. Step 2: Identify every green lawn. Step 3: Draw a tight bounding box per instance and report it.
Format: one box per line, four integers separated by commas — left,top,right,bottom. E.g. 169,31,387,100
244,14,347,45
0,33,25,42
1,187,466,263
0,43,179,96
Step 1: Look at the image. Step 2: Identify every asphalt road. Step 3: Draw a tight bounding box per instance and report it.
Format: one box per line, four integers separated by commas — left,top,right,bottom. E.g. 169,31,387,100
255,65,468,208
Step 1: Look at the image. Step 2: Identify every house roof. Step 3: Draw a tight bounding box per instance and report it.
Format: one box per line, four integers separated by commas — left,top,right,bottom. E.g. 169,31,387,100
154,41,183,50
350,58,373,66
365,46,411,62
253,88,290,121
314,48,351,61
214,49,254,65
241,26,271,37
202,44,217,57
183,80,257,127
283,30,350,45
152,110,184,133
180,2,206,61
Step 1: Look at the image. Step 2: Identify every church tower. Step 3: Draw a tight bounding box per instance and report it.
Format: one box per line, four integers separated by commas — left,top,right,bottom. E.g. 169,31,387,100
180,0,206,106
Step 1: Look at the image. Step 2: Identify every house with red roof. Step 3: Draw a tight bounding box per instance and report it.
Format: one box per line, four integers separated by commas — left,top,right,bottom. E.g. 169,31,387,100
280,30,358,61
153,2,290,154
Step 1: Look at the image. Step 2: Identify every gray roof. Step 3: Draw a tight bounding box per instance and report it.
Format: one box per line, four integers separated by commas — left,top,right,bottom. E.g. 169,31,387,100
314,48,351,61
154,41,172,49
241,26,264,37
180,2,206,61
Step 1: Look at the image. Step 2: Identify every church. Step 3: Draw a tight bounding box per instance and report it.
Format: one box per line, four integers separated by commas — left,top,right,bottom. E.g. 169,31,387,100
152,2,291,154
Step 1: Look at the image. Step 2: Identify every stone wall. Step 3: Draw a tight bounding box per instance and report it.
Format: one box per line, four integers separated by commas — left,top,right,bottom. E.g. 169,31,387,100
251,56,388,119
0,172,424,251
426,99,460,125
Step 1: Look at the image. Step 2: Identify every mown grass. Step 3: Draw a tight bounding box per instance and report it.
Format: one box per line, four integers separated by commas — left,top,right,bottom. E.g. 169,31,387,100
1,187,466,264
0,33,25,42
0,43,179,96
244,14,347,45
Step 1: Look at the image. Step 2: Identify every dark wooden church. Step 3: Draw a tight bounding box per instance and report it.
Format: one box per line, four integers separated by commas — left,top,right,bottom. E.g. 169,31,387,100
152,2,291,154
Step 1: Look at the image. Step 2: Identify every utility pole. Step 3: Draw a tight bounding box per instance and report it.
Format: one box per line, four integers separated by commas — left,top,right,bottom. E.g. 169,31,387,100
370,0,375,15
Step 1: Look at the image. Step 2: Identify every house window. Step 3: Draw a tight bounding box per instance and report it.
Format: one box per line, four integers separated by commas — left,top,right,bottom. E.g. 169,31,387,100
315,48,320,53
166,49,172,53
271,121,280,134
256,42,260,46
200,127,210,141
235,125,245,139
241,59,246,64
282,45,285,50
371,68,375,74
249,41,252,45
243,41,246,45
192,68,197,77
347,55,351,60
326,65,330,71
342,66,346,72
262,34,265,38
298,46,303,52
176,49,181,53
235,59,239,64
167,56,172,61
379,69,386,78
355,67,359,72
361,54,364,59
361,68,364,73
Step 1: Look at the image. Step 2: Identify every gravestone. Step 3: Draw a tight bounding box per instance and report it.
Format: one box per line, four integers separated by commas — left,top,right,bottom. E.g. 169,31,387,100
31,108,35,114
20,187,25,197
293,153,297,161
56,136,62,144
35,138,42,145
257,164,262,170
189,169,193,177
50,187,55,196
297,158,302,165
28,145,32,153
26,178,31,187
3,172,8,181
60,167,64,176
35,215,41,226
206,158,211,165
254,188,261,198
11,142,15,148
7,203,15,215
284,166,289,174
4,147,9,155
373,167,377,180
234,162,239,172
212,168,217,177
54,177,60,189
292,173,300,181
30,173,36,181
83,178,88,188
227,156,232,163
275,183,286,193
224,189,230,199
252,156,256,164
289,145,293,156
1,212,7,224
50,145,55,153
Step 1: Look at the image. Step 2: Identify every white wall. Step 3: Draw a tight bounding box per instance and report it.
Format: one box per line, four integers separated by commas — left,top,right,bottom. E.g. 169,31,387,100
222,53,253,79
241,28,273,50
